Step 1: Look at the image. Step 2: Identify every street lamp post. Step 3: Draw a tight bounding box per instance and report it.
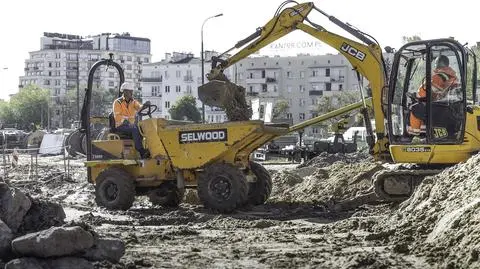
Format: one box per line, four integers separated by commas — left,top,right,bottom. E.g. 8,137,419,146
201,13,223,123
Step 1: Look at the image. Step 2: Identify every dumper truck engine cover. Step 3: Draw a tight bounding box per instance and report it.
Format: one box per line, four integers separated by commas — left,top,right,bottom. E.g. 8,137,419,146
179,129,228,144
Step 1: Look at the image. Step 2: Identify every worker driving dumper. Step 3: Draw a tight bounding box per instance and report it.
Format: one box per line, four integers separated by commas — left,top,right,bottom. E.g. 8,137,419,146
112,82,151,159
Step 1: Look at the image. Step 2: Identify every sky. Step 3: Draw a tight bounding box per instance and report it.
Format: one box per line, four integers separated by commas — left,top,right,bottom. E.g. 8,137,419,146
0,0,478,100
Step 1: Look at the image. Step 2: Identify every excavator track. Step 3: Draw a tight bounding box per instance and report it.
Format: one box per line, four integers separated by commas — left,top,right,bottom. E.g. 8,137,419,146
373,168,443,202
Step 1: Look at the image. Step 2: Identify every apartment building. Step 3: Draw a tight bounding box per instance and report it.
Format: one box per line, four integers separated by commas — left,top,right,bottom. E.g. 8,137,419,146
19,32,151,128
234,53,362,136
141,51,233,122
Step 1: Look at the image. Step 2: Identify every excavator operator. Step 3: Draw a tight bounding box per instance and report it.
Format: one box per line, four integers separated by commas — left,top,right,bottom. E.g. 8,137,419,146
113,82,151,159
408,55,458,136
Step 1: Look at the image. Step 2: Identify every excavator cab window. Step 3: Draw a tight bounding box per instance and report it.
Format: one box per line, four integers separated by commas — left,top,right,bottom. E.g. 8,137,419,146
388,39,467,145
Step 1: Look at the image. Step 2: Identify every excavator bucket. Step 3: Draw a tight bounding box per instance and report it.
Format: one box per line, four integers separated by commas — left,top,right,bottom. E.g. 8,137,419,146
198,80,238,108
198,80,253,121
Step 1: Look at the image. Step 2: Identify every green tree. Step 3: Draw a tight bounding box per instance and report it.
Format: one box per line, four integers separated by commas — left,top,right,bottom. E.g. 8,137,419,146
6,85,49,129
169,95,201,122
0,100,15,127
272,99,289,119
313,91,363,134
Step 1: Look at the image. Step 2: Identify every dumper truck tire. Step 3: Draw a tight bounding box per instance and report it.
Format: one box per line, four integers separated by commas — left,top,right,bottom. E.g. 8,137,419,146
148,181,182,207
197,163,248,213
95,167,135,210
248,161,272,205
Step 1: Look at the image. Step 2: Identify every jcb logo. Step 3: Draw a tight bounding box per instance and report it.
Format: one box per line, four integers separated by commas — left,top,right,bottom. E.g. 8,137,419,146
341,43,366,61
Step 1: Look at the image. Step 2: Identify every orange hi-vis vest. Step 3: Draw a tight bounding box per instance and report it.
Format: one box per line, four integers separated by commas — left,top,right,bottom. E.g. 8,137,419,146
113,96,141,127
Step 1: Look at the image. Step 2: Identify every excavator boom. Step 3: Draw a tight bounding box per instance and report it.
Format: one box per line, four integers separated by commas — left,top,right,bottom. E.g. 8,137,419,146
199,1,389,158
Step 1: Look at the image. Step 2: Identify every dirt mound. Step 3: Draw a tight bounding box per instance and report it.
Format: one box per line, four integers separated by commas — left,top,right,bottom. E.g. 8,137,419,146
369,153,480,268
270,159,381,205
299,151,373,169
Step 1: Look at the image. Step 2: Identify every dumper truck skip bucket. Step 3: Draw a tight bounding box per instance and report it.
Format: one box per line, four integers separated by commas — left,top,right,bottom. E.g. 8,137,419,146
156,119,288,169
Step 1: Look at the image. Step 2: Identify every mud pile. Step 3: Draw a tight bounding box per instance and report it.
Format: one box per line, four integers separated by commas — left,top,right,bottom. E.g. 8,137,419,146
269,152,380,205
368,153,480,268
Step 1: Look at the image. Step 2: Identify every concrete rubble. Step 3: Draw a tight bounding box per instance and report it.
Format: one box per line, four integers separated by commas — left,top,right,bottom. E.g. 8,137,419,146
0,182,126,269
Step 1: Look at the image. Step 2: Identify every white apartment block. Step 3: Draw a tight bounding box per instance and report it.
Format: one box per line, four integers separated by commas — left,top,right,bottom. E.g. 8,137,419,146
141,51,233,122
142,52,362,135
19,32,151,128
234,53,362,136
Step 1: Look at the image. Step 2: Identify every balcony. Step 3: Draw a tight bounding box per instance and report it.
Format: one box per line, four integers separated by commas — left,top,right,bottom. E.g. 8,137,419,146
309,90,323,96
266,77,277,83
259,90,279,98
246,78,267,84
247,91,259,96
183,75,193,82
142,77,162,83
331,76,345,83
309,76,331,83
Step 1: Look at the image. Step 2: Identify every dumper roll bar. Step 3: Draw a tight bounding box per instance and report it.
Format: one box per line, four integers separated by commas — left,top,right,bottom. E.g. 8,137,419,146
80,53,124,181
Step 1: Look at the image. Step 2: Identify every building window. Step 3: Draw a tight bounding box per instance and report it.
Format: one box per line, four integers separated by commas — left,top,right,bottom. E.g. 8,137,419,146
299,85,305,92
127,56,132,61
287,85,292,93
312,70,318,77
287,71,291,78
262,84,267,92
249,73,253,79
300,71,305,78
299,99,305,107
287,113,292,119
108,81,114,86
176,70,181,78
48,62,52,68
325,68,330,77
176,85,181,92
326,82,332,91
151,86,158,96
165,101,170,108
339,84,343,91
299,113,305,120
109,72,114,78
165,85,170,93
186,85,192,94
274,85,277,92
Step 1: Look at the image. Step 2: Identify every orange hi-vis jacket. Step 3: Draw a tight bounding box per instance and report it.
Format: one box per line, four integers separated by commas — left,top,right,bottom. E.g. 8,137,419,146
113,96,142,127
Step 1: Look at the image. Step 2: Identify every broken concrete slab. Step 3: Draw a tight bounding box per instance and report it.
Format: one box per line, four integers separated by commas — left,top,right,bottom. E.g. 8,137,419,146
5,257,93,269
19,198,65,234
0,220,13,259
83,237,125,263
12,226,94,258
0,185,31,232
46,257,93,269
5,258,43,269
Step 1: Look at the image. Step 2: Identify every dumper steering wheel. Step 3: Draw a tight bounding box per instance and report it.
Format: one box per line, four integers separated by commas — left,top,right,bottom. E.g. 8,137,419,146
138,103,158,118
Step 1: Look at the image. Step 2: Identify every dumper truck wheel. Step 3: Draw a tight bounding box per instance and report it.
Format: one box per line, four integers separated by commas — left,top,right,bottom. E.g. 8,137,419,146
198,163,247,213
95,167,135,210
148,181,182,207
248,161,272,205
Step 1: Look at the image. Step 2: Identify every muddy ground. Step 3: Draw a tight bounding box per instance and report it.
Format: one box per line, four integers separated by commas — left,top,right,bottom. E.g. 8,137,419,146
2,152,479,269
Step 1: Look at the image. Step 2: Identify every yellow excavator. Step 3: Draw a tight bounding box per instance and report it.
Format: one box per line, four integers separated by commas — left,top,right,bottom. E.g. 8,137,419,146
199,1,480,201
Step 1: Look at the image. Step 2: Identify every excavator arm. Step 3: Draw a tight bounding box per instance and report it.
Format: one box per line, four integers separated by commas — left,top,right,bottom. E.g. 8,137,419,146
199,1,390,160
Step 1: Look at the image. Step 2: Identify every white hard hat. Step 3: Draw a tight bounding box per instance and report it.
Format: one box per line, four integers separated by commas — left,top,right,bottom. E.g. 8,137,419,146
120,82,134,92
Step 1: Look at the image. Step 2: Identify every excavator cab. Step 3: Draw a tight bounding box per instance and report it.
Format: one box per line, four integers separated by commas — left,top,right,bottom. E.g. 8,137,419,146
388,39,472,146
